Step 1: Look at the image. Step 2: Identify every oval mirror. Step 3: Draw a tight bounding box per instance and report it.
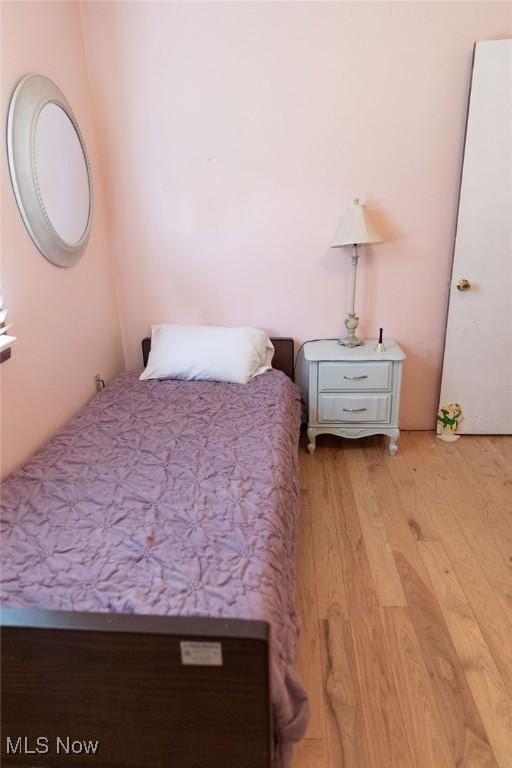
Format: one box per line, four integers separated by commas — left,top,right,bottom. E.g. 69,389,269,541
7,74,93,267
35,103,91,245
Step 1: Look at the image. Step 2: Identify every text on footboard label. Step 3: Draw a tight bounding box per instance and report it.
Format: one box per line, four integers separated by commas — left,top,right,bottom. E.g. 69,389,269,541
180,641,223,666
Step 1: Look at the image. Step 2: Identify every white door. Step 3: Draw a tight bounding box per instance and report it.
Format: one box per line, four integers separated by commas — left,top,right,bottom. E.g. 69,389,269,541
439,39,512,434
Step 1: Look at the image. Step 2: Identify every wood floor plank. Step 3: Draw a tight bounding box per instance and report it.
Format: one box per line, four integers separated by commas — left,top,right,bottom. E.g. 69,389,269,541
299,448,310,491
296,488,327,740
489,436,512,466
456,438,512,520
392,546,498,768
382,438,440,541
364,441,433,589
410,433,512,693
344,447,406,607
419,541,512,768
320,618,371,768
414,433,512,610
292,738,329,768
365,441,497,768
325,447,415,768
457,435,512,486
437,436,512,581
473,437,512,480
300,450,348,620
294,435,512,768
380,606,455,768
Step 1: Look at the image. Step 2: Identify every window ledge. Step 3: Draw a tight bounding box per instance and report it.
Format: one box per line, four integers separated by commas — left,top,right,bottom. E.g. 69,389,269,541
0,334,16,354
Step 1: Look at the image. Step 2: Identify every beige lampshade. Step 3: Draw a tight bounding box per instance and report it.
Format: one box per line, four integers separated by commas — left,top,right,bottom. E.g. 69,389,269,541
332,198,383,247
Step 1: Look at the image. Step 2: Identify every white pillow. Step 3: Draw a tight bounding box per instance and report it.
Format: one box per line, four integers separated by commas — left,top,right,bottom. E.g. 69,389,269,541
140,324,275,384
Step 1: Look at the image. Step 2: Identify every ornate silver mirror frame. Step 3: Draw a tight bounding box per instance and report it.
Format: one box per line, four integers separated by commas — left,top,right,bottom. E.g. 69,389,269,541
7,74,93,268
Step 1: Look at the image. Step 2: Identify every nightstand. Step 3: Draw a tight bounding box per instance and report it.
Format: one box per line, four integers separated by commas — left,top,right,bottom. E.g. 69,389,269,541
296,339,406,455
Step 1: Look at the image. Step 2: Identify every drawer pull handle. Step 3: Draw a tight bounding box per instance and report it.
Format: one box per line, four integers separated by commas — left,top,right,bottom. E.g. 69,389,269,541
343,407,367,412
343,375,368,380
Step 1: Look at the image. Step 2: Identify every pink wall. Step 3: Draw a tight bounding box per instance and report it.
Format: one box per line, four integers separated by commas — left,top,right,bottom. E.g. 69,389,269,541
2,1,510,466
0,1,123,477
80,1,511,429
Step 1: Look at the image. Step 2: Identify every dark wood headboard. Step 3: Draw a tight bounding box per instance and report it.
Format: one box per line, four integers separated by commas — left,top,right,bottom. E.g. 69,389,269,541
142,336,295,380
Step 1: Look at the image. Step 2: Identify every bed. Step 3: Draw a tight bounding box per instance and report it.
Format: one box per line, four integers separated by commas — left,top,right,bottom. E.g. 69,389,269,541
0,337,308,768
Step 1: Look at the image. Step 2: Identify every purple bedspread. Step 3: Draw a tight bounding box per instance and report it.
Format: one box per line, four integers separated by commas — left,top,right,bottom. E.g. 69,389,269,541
1,369,309,764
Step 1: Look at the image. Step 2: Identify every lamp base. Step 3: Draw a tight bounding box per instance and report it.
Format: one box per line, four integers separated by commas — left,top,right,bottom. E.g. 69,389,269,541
338,335,365,347
338,312,364,347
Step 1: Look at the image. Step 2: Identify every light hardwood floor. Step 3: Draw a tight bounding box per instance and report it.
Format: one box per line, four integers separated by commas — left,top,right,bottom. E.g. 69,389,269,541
293,431,512,768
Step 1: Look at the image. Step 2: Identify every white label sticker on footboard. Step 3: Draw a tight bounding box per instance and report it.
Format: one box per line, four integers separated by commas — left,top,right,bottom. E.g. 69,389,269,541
180,641,223,666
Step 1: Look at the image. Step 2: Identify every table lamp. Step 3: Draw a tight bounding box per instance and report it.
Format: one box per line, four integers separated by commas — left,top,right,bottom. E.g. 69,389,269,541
332,198,383,347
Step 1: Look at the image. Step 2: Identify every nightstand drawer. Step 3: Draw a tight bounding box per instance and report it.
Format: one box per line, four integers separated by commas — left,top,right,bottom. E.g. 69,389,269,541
318,393,391,423
318,361,392,391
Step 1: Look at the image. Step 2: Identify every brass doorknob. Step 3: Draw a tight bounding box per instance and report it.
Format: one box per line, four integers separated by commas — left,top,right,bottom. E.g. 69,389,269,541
456,278,471,291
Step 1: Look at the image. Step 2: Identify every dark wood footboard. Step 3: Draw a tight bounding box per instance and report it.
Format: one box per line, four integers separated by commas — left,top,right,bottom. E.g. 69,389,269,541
1,608,272,768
